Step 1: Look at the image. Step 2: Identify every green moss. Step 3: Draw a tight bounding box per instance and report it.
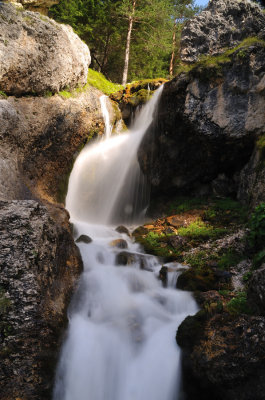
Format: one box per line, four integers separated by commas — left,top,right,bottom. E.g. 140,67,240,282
226,291,252,315
134,231,181,260
175,36,265,78
86,69,123,95
178,218,226,239
177,267,219,291
217,249,243,270
127,88,153,106
0,90,8,98
58,90,72,99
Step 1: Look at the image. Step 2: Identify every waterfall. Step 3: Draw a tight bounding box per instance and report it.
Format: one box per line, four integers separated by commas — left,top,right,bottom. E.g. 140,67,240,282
100,95,113,139
53,87,198,400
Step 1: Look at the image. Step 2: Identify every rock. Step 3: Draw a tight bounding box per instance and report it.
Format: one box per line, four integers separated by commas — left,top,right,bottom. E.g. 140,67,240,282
0,3,90,96
211,173,236,197
168,235,188,250
132,225,149,237
180,0,265,63
4,0,60,15
115,251,153,271
159,266,168,287
177,310,207,349
231,259,252,291
178,313,265,400
109,239,128,249
139,42,265,198
76,234,92,244
248,264,265,315
238,143,265,207
115,225,131,236
177,267,220,292
0,200,82,399
0,86,117,203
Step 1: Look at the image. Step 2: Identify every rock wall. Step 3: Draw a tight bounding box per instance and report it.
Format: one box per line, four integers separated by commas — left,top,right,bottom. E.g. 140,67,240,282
4,0,59,15
180,0,265,63
139,43,265,200
0,3,90,95
0,200,82,399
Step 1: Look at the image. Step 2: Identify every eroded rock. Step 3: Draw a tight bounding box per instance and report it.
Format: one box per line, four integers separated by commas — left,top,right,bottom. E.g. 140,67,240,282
0,200,82,399
248,264,265,316
180,0,265,63
0,3,90,95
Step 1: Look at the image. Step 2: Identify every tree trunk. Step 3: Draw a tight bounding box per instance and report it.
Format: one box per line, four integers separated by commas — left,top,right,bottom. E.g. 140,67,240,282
169,20,177,77
122,0,136,86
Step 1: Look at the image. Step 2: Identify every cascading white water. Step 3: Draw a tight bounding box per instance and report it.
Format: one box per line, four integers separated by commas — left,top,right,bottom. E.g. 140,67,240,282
53,87,198,400
99,95,113,139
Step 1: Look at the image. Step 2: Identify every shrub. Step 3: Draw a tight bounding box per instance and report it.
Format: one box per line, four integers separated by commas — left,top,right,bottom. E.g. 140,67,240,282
248,203,265,251
226,292,251,315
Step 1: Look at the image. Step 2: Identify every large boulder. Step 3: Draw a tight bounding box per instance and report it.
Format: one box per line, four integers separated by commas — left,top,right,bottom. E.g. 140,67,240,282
180,0,265,63
139,41,265,199
0,200,82,399
0,3,90,95
248,264,265,315
0,86,119,203
177,312,265,400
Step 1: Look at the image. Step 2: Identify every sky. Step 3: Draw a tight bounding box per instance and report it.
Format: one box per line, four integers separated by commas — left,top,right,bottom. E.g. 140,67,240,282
195,0,209,7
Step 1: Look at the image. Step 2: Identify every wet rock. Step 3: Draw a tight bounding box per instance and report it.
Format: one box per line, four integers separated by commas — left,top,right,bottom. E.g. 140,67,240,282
76,234,92,244
0,200,82,399
248,264,265,316
115,251,153,271
0,3,90,96
115,225,130,236
132,225,149,237
159,266,168,287
109,239,128,249
177,267,219,292
177,310,207,349
180,0,265,63
231,259,252,291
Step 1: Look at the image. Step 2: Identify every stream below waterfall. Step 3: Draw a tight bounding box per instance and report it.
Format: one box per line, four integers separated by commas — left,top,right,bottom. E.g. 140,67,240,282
53,86,198,400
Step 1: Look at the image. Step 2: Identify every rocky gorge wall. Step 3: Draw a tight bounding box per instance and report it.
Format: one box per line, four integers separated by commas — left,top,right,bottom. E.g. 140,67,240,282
139,0,265,208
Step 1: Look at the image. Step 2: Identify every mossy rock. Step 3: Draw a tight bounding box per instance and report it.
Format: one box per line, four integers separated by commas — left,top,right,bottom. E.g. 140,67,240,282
176,310,207,349
177,267,219,292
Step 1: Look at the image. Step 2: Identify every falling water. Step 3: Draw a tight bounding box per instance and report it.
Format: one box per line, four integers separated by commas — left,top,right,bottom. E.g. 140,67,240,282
53,87,198,400
99,95,113,138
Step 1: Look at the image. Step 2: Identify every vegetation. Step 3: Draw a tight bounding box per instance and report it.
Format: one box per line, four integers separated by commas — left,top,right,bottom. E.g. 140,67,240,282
0,90,7,98
178,218,226,239
226,291,251,315
248,203,265,251
49,0,200,83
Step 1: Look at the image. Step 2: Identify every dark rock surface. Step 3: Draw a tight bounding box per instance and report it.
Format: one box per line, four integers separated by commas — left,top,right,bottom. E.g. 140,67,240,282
0,3,90,96
177,313,265,400
248,264,265,316
0,200,82,400
180,0,265,63
139,43,265,200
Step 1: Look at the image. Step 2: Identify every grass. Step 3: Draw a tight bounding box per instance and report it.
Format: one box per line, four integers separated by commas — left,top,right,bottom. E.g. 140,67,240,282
178,218,226,239
86,69,123,95
226,291,252,315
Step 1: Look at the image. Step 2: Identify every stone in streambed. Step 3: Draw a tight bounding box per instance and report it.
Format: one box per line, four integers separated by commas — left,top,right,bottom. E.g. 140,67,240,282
115,225,131,236
76,234,92,244
109,239,128,249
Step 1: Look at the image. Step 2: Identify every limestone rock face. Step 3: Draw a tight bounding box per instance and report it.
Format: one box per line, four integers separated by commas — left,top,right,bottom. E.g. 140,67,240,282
0,86,119,203
180,0,265,63
139,44,265,198
0,200,82,399
0,3,90,95
4,0,60,15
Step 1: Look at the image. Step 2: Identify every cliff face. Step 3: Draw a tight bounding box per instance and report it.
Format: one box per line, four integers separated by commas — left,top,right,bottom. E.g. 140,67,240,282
139,0,265,205
180,0,265,63
4,0,60,16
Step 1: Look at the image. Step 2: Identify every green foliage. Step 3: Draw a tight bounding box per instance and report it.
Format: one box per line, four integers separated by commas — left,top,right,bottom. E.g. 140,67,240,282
168,196,206,214
253,249,265,269
0,90,7,98
178,218,226,239
50,0,199,82
226,292,251,315
248,203,265,251
217,249,242,270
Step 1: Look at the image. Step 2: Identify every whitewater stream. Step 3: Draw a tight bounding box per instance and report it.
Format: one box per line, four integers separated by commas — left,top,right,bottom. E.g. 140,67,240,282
53,86,198,400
